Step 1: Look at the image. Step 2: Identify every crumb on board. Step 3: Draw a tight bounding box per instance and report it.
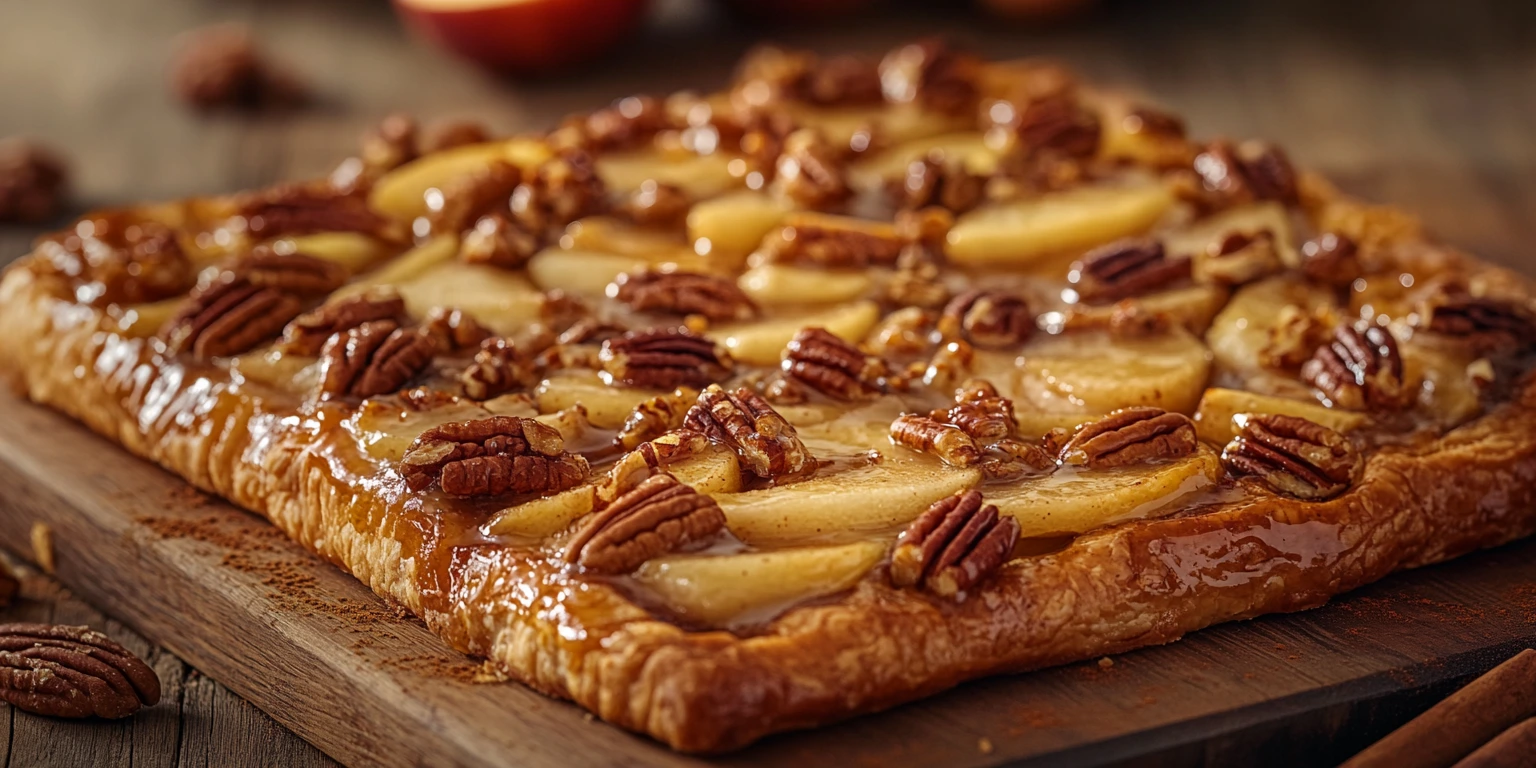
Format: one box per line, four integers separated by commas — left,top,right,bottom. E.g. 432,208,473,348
977,737,994,754
30,522,54,573
1098,657,1114,669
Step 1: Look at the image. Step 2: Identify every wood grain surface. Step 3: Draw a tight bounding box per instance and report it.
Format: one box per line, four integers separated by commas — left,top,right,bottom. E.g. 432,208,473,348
1,0,1534,765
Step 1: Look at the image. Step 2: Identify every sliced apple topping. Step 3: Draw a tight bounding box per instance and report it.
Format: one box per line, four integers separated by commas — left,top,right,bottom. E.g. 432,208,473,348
634,541,885,627
269,232,396,274
486,485,596,540
114,296,188,338
946,183,1174,268
334,235,458,300
1205,274,1336,394
989,448,1222,539
349,398,497,463
368,138,550,222
394,261,545,335
1193,387,1367,445
737,264,873,307
1399,339,1484,427
1163,202,1300,269
710,300,881,366
595,148,740,198
686,191,792,259
785,103,971,148
848,131,998,188
535,372,662,429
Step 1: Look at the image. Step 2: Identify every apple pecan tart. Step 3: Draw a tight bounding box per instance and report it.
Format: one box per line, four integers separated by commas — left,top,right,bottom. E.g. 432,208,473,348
3,40,1535,752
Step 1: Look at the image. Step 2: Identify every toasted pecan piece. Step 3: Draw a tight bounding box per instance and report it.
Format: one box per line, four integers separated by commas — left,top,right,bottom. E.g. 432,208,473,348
1193,139,1299,207
279,291,406,356
1416,292,1536,355
0,623,161,719
318,320,438,399
1222,413,1360,500
564,474,726,574
610,270,757,322
684,385,814,479
891,490,1019,599
941,289,1034,348
1069,239,1191,304
161,276,303,360
234,247,348,296
400,416,589,497
782,327,887,401
1058,407,1198,469
0,139,68,224
1300,323,1409,411
601,328,732,390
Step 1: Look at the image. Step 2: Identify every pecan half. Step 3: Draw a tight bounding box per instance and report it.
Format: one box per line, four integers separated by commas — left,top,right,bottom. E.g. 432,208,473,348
887,155,984,213
1418,293,1536,354
936,380,1018,444
421,307,496,353
683,385,814,479
0,623,161,719
278,290,406,356
1193,139,1299,207
461,212,542,270
236,183,385,240
782,327,888,400
1058,407,1198,469
0,139,68,223
1013,95,1101,159
879,39,980,116
430,160,523,235
1192,229,1281,287
941,290,1034,348
762,215,904,268
459,337,534,400
161,276,303,359
616,388,700,451
35,213,194,306
318,320,438,398
1300,323,1408,410
1300,233,1362,287
891,490,1019,599
233,247,348,296
564,474,725,574
891,414,981,467
777,129,852,211
1222,413,1360,500
610,270,757,321
520,148,608,230
400,416,589,497
1069,238,1190,304
600,328,732,390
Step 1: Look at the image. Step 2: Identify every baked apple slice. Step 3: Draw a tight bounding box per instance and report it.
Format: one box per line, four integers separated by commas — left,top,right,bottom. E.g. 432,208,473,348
634,541,885,627
946,182,1174,268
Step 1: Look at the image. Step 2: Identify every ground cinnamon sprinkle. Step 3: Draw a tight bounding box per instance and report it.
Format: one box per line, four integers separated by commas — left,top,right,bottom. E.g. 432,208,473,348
1007,706,1067,732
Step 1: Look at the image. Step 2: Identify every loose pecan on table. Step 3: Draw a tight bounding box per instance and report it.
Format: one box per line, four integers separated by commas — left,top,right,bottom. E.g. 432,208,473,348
887,155,984,213
161,276,303,360
890,489,1020,599
1057,407,1198,469
1300,323,1408,410
879,39,981,116
233,247,349,296
0,623,161,719
236,183,386,240
1192,139,1299,206
1068,238,1191,304
277,290,406,356
1193,229,1281,287
170,24,306,111
564,474,726,574
941,289,1034,348
0,138,68,223
616,388,701,450
777,129,853,211
420,306,495,352
601,328,732,390
683,385,814,479
610,270,757,321
35,214,194,306
460,337,534,400
318,320,437,399
1222,413,1361,500
782,327,888,400
400,416,589,497
1417,293,1536,354
1300,233,1362,287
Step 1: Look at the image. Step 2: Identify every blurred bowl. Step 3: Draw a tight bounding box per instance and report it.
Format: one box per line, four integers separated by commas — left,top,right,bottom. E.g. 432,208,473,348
394,0,652,76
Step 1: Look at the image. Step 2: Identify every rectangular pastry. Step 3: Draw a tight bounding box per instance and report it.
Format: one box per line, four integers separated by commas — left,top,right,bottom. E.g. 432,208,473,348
3,40,1535,752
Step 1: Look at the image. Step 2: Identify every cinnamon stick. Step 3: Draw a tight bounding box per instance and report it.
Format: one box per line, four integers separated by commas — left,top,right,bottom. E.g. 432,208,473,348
1343,649,1536,768
1452,717,1536,768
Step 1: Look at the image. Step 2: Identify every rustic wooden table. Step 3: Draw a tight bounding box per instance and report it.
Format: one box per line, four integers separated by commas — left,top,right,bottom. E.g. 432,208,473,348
0,0,1532,765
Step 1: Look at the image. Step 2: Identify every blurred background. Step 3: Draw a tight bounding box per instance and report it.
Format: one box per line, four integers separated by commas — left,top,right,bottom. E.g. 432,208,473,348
1,0,1533,273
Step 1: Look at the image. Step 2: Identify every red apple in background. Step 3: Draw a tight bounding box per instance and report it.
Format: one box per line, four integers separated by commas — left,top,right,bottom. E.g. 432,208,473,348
393,0,652,76
709,0,878,23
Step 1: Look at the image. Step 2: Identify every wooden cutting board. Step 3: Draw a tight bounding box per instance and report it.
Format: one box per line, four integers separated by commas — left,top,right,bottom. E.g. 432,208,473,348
0,392,1532,768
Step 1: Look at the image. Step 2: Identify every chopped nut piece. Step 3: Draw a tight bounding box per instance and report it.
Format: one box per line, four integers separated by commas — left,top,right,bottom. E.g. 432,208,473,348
891,490,1020,599
616,388,701,450
1300,323,1408,411
318,320,438,399
617,181,692,228
236,183,386,240
1058,407,1198,469
400,415,589,497
461,212,541,270
170,24,307,111
683,385,814,479
564,474,726,574
278,290,406,356
521,148,608,230
1259,304,1335,372
0,139,68,223
887,155,984,213
891,414,981,467
460,338,533,401
937,381,1018,444
34,213,193,306
1300,233,1362,287
941,290,1034,348
1222,413,1360,500
233,247,349,296
601,328,732,390
0,623,162,719
421,307,495,352
782,327,888,400
1193,230,1281,287
610,270,757,321
777,129,852,211
1069,239,1191,304
1193,139,1299,207
868,307,940,356
762,214,904,268
1417,292,1536,355
161,276,303,360
431,160,523,235
569,95,668,153
879,39,980,116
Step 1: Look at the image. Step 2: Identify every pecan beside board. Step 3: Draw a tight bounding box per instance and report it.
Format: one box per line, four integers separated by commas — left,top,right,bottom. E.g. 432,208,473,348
0,623,161,719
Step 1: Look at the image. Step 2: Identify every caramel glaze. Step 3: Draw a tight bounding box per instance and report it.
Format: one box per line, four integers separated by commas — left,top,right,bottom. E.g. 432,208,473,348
7,247,1536,751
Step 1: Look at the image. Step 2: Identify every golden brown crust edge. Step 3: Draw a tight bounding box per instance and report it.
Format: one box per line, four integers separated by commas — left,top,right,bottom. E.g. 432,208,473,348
3,259,1536,753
